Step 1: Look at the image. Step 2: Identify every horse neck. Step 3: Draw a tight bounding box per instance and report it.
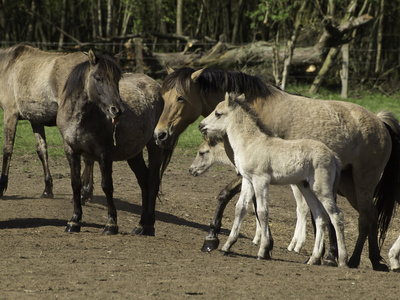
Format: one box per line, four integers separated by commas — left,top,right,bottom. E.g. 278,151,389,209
226,107,265,157
213,142,234,167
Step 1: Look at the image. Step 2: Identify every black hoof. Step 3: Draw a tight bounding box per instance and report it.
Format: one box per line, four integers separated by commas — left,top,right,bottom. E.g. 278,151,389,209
220,250,231,256
41,191,54,199
102,225,119,235
201,239,220,252
323,258,338,267
81,192,93,205
373,263,389,272
65,222,81,233
131,226,155,236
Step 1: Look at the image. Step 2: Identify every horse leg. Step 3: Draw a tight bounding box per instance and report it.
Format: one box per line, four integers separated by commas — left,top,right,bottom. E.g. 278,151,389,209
287,184,309,253
139,139,163,236
31,124,54,198
344,172,388,271
221,177,253,255
201,174,242,252
127,152,152,236
0,111,18,198
81,158,95,204
388,234,400,272
64,145,83,233
296,184,326,265
99,154,117,235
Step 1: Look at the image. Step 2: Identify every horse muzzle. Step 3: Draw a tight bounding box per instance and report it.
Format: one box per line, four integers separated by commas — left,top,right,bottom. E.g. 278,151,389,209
154,127,174,148
108,105,123,124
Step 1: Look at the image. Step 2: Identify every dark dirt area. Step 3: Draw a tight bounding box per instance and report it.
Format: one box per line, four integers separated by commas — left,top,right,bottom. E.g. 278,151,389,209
1,148,400,299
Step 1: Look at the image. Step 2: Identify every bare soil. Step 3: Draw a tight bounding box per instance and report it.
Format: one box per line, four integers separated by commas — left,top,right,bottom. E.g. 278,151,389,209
1,149,400,299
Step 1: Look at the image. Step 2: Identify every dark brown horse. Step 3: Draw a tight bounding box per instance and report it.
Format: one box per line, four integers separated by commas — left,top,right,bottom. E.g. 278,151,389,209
154,67,400,271
0,44,89,198
57,51,168,235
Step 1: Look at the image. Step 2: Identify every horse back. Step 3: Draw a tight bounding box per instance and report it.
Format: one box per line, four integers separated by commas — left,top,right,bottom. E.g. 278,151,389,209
0,44,86,124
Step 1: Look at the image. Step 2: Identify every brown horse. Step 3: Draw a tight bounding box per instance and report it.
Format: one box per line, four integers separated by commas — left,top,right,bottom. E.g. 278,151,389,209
0,43,90,198
57,51,168,235
154,67,400,271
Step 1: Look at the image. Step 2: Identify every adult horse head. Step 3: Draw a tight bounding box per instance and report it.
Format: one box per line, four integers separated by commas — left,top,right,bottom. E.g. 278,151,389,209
154,67,208,148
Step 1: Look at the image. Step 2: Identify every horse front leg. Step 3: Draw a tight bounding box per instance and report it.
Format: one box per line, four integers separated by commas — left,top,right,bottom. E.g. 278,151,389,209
31,124,54,198
127,152,152,235
65,145,83,233
0,111,18,198
99,154,118,235
201,174,242,252
81,158,95,204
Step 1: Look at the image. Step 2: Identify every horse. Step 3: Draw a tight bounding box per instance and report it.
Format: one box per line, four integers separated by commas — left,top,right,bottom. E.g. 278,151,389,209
154,66,400,271
190,134,315,251
199,92,347,266
189,135,235,177
57,50,168,235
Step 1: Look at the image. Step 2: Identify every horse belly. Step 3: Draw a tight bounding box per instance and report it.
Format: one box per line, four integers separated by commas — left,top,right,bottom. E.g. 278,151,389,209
17,100,58,125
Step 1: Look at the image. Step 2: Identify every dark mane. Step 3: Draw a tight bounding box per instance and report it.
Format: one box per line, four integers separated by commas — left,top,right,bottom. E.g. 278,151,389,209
161,67,276,99
230,93,274,137
63,54,121,101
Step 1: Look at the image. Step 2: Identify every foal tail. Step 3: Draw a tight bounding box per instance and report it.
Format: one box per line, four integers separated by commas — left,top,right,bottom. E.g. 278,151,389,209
374,111,400,247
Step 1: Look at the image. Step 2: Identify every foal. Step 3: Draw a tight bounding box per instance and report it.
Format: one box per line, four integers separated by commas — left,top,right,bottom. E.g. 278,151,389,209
199,92,348,266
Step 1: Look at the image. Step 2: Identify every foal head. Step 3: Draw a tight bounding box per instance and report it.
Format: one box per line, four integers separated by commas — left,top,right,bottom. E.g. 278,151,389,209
199,92,245,137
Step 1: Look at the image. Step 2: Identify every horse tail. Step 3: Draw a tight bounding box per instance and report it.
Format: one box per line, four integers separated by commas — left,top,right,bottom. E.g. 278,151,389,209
374,111,400,247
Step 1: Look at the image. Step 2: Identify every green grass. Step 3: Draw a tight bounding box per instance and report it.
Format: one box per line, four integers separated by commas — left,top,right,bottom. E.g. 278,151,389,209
0,87,399,159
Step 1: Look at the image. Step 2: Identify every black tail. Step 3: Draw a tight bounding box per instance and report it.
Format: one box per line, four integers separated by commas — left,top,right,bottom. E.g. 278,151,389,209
374,111,400,247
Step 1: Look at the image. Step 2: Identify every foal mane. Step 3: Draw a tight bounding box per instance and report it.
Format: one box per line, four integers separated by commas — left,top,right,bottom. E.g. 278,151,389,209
162,67,276,100
230,93,274,137
63,54,122,101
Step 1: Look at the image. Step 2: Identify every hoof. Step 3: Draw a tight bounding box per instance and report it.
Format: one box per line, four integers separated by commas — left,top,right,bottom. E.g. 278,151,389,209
392,267,400,273
201,239,220,252
102,225,119,235
373,263,389,272
80,192,93,205
131,226,155,236
323,258,338,267
220,250,231,256
41,191,54,199
65,222,81,233
306,257,322,265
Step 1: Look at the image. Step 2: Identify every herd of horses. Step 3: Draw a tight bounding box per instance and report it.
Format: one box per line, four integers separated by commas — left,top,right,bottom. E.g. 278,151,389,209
2,43,400,272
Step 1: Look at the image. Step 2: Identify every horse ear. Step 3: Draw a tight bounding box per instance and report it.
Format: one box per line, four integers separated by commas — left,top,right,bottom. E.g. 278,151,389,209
88,50,97,66
191,68,205,82
166,65,175,74
237,93,246,103
114,51,124,61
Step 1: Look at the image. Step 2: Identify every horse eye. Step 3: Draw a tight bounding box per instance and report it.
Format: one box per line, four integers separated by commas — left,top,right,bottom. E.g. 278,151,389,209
93,75,102,82
215,111,221,118
177,96,185,102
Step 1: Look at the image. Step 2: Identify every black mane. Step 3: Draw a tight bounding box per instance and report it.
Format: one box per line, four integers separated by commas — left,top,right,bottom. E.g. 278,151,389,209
63,54,121,101
161,67,276,99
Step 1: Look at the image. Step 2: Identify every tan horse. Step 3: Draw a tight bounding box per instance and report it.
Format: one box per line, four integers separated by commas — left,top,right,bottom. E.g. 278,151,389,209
199,92,347,266
154,67,400,271
0,44,89,198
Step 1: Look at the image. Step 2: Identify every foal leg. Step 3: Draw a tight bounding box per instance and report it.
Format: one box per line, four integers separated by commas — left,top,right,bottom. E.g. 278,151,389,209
388,234,400,272
31,124,54,198
221,177,254,255
297,185,326,265
287,185,309,253
0,111,18,198
81,158,95,204
202,174,242,252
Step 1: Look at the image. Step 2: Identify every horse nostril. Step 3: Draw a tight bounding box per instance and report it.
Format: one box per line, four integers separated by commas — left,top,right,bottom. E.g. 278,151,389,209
198,123,206,134
109,106,121,117
157,131,167,141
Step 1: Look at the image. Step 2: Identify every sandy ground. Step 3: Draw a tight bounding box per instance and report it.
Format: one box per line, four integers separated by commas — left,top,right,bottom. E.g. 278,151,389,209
1,148,400,299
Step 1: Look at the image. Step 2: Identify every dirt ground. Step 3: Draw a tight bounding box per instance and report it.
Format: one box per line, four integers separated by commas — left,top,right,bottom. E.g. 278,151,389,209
1,148,400,300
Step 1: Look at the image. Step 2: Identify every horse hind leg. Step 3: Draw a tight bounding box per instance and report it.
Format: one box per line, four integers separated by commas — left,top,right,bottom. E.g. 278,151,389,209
32,124,54,198
388,235,400,272
0,111,18,198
